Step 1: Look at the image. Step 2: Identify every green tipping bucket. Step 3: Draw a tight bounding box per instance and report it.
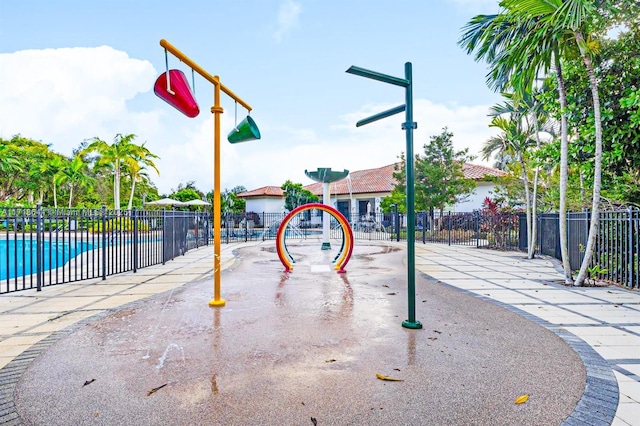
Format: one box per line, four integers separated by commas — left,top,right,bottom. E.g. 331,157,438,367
227,116,261,144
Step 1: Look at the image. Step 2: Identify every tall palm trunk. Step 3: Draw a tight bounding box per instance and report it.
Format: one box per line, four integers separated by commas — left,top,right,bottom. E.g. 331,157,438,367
68,184,74,209
555,55,573,284
128,179,136,211
114,161,121,210
530,112,542,259
520,155,533,258
575,33,603,286
53,181,58,208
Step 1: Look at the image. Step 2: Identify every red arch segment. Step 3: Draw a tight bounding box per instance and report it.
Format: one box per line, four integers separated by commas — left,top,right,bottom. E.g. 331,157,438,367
276,203,354,273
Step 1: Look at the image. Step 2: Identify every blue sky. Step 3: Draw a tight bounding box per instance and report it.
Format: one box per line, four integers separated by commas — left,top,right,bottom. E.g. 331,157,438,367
0,0,503,195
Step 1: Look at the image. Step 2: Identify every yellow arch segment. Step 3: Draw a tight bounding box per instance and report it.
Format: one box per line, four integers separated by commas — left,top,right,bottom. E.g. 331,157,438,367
277,218,294,271
278,205,352,271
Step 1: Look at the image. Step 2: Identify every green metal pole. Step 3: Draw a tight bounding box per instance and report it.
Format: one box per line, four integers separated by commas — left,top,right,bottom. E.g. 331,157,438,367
402,62,422,330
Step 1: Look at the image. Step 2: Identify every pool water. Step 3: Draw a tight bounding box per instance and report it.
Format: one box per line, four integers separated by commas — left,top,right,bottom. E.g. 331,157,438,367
0,239,94,280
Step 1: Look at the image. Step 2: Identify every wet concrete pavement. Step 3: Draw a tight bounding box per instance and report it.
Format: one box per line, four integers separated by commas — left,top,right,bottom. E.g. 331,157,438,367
13,242,584,425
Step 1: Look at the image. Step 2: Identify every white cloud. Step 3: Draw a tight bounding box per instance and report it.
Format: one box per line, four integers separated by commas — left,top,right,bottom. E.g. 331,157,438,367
0,45,499,198
273,0,302,42
0,46,158,153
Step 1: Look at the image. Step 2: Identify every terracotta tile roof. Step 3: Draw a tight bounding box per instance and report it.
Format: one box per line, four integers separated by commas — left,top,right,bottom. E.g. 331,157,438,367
462,163,506,180
304,163,398,196
237,186,284,198
303,162,504,196
239,163,505,198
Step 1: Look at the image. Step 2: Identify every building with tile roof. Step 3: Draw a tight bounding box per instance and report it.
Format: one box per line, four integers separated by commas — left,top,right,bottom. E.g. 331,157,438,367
237,163,505,217
236,186,285,213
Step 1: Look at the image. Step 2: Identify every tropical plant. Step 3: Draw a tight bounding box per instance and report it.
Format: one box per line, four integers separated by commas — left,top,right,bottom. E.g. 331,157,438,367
483,92,553,258
82,134,159,210
502,0,607,286
281,180,319,212
459,2,575,280
459,0,613,284
54,155,96,208
415,128,476,227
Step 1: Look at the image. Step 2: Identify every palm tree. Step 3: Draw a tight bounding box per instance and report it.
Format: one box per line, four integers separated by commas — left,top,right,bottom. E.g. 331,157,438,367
0,143,23,201
126,162,150,210
502,0,604,285
482,112,537,255
41,156,66,208
82,134,159,210
55,156,95,208
459,1,582,283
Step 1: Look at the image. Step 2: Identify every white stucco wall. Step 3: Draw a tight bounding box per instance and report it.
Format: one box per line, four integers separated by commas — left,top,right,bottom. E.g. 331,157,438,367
452,182,497,212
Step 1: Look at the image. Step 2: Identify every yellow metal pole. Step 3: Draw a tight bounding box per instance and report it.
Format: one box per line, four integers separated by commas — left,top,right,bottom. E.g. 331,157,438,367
159,39,255,307
209,77,225,307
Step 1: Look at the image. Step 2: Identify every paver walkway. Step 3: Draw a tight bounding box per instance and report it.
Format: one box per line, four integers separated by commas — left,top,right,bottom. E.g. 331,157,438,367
1,240,639,425
414,243,640,426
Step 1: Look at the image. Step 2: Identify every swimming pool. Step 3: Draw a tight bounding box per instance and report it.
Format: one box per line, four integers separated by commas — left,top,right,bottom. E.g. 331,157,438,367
0,239,94,280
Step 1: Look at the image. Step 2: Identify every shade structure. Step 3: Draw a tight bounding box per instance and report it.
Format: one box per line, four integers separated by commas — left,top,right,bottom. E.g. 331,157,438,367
183,199,211,206
144,197,186,206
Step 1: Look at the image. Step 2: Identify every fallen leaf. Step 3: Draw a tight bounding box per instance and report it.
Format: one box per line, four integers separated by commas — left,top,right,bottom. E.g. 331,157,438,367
433,330,442,334
376,373,404,382
147,383,168,396
83,379,96,387
515,394,529,404
93,412,99,418
428,337,438,341
393,368,401,372
311,417,317,425
325,359,337,363
387,292,397,296
383,284,390,288
301,402,305,406
422,300,427,303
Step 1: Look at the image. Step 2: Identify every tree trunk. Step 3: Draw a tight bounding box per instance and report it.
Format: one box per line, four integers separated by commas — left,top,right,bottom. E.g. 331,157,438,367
114,163,121,210
53,181,58,209
530,112,542,259
556,56,574,284
575,35,603,286
520,156,533,259
128,179,136,211
68,185,73,209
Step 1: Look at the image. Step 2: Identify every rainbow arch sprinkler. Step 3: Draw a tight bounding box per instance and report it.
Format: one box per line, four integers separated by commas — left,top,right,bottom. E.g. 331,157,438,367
276,203,354,273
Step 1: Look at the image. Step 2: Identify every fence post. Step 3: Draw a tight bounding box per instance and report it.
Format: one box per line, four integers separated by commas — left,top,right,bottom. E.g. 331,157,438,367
161,209,166,264
36,204,42,292
422,211,426,244
448,211,452,246
629,207,634,289
394,204,400,242
101,206,107,280
244,212,248,243
132,208,138,273
475,211,480,248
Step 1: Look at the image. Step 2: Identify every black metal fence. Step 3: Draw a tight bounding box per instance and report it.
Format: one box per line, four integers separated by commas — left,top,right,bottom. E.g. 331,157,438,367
222,209,520,250
1,206,210,294
519,208,640,289
1,205,524,295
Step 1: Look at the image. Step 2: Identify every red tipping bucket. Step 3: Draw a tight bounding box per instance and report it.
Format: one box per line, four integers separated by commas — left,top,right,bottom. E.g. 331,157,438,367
154,69,199,118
